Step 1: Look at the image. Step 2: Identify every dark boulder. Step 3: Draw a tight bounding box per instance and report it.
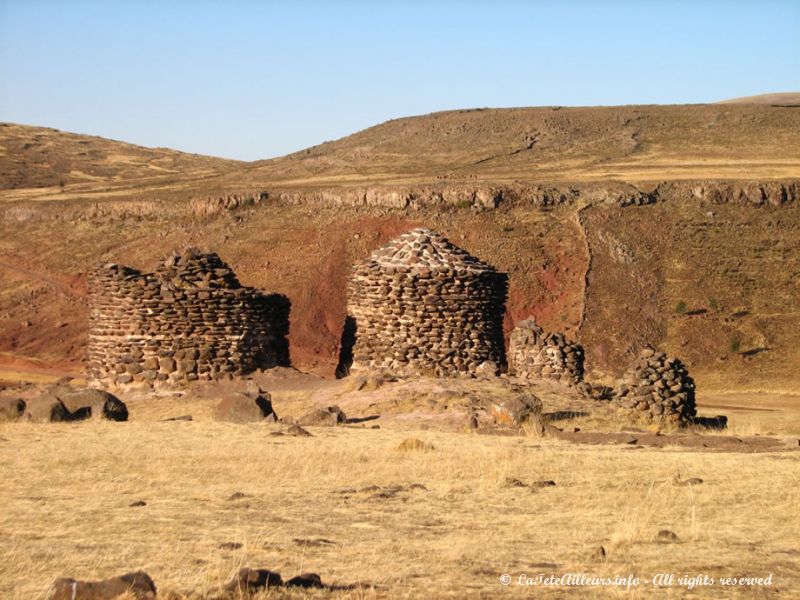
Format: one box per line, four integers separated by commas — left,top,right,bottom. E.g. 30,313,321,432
285,572,325,588
223,567,283,593
59,388,128,422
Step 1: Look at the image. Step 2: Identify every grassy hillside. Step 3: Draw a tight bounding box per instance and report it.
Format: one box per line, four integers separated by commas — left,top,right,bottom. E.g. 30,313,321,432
718,92,800,105
0,122,240,193
231,103,800,187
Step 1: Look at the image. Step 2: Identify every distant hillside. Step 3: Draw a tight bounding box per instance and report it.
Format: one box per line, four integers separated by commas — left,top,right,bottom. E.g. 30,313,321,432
3,102,799,199
718,92,800,106
0,122,240,191
229,103,800,188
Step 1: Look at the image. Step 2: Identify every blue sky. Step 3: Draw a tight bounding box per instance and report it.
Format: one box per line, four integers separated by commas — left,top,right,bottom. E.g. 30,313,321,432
1,0,798,160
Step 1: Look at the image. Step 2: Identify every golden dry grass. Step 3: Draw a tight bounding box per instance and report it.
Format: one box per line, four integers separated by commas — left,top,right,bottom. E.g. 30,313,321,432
0,399,798,599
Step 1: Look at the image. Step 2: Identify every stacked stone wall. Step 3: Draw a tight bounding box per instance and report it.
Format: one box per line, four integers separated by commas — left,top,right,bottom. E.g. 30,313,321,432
340,228,507,377
87,249,289,387
509,318,584,384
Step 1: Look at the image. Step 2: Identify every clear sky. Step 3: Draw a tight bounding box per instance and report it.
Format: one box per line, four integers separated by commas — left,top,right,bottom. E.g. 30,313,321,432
1,0,798,161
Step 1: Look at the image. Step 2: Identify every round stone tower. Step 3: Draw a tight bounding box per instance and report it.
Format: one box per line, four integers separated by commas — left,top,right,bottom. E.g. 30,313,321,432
339,227,508,377
87,248,290,387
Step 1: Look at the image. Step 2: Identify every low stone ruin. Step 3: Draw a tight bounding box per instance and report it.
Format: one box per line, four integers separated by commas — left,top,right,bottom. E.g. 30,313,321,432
338,227,508,377
614,348,697,424
509,318,584,384
87,248,290,387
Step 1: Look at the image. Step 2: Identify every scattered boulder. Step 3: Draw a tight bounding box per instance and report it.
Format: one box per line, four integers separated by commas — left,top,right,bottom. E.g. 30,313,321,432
285,573,325,589
0,397,26,422
49,571,156,599
673,474,704,486
287,423,312,437
490,392,543,427
212,392,277,423
531,479,557,488
297,405,346,427
475,360,499,377
223,568,283,593
655,529,680,543
161,414,192,422
22,395,71,423
577,382,615,401
346,374,387,392
59,388,128,422
218,542,243,550
396,437,435,452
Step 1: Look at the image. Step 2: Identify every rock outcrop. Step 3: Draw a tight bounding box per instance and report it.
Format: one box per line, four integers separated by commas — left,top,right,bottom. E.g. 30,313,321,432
339,228,507,377
87,248,290,387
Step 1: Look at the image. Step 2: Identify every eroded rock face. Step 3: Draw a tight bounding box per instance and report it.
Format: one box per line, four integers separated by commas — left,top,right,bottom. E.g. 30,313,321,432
509,318,584,385
86,248,291,388
614,348,697,424
340,228,508,377
49,571,156,600
212,392,277,423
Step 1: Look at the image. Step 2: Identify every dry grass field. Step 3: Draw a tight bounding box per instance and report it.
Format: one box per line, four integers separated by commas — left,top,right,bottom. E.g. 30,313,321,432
1,376,798,599
1,100,799,598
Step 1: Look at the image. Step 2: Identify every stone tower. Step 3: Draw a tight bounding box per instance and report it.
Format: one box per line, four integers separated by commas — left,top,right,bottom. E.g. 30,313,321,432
87,248,290,387
339,227,507,377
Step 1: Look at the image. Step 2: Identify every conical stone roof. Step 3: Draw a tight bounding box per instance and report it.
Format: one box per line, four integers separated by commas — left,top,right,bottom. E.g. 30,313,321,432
361,227,497,273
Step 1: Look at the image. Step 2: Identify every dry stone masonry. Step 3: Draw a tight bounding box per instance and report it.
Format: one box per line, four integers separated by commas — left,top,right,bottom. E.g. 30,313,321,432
87,248,290,387
614,348,697,424
509,318,584,384
339,228,508,377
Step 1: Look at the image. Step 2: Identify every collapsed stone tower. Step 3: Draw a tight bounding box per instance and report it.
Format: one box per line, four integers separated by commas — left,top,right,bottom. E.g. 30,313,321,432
87,248,290,387
614,348,697,424
509,318,584,384
338,227,508,377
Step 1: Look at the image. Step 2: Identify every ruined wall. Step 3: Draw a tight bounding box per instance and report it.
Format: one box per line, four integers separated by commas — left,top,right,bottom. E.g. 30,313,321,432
87,249,290,387
614,349,697,424
509,318,584,384
340,228,507,377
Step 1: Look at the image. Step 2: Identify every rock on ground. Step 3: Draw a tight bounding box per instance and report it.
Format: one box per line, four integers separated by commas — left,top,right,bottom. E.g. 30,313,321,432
212,392,277,423
49,571,156,599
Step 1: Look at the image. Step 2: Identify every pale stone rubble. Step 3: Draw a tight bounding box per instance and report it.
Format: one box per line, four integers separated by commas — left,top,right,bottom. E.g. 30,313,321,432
340,228,508,377
87,248,290,387
614,348,697,424
508,318,584,384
